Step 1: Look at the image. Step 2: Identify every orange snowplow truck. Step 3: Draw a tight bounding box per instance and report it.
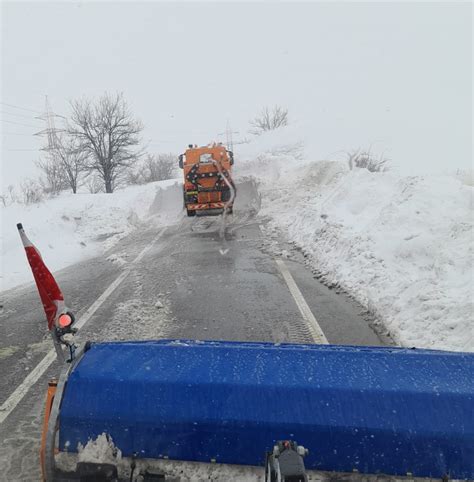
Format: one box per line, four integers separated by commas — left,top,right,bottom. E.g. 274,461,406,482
179,144,235,216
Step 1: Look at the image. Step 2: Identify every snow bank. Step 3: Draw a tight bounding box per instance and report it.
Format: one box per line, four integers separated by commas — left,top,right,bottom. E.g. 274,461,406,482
0,179,182,291
236,129,473,352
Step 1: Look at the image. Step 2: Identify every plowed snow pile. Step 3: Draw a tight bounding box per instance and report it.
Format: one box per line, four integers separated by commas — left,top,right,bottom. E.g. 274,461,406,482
236,130,473,352
1,179,182,291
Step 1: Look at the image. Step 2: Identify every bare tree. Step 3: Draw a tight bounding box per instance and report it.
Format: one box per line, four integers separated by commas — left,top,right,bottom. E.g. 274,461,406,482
1,184,19,206
69,93,143,193
20,179,44,204
347,149,390,172
7,185,16,202
51,134,88,193
145,153,177,182
127,153,177,185
250,105,288,135
38,137,86,195
86,174,105,194
126,169,146,186
36,156,69,195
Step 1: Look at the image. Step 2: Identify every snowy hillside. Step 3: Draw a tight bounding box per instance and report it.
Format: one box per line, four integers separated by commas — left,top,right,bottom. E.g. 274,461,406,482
0,179,182,291
235,129,473,352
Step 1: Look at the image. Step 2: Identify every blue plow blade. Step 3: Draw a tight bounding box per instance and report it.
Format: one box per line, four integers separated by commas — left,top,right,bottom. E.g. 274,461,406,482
58,340,474,478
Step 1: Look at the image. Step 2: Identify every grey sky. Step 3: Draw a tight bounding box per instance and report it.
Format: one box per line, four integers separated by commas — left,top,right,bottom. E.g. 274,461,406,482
1,1,472,185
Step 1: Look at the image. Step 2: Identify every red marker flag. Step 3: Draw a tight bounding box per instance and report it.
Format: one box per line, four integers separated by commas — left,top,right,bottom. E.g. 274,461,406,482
17,223,65,330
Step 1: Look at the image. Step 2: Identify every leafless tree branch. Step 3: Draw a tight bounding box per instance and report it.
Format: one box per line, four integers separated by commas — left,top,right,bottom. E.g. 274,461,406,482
250,105,289,135
69,92,143,193
127,153,177,185
347,148,390,172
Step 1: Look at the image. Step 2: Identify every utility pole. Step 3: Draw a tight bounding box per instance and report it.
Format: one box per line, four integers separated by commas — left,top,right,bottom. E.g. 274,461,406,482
34,95,65,153
218,120,239,152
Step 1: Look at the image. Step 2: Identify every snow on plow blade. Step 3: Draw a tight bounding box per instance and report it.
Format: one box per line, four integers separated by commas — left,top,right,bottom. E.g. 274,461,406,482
55,340,473,478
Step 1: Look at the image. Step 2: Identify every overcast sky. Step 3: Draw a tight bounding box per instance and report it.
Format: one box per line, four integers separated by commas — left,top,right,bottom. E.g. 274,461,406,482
1,1,472,185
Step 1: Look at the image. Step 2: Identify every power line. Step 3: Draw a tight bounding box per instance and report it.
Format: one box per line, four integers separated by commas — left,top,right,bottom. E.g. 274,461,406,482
0,101,42,114
1,119,42,128
0,110,38,120
6,149,39,152
2,132,38,136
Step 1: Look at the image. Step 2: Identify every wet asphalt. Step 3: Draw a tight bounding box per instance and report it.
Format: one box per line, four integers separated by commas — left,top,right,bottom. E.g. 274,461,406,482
0,193,389,481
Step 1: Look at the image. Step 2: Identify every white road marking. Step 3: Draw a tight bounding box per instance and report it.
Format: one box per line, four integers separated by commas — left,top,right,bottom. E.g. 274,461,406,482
274,258,329,345
258,224,328,344
0,350,57,424
0,228,167,425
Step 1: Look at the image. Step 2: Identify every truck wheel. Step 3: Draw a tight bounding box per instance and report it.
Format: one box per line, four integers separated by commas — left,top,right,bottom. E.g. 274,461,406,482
186,208,196,217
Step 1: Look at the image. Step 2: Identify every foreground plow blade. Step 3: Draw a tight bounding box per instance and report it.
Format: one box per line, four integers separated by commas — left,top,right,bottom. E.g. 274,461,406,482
57,340,473,478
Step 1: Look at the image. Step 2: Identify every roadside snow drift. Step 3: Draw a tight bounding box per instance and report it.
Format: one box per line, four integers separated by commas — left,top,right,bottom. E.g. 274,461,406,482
236,129,473,352
2,129,472,352
1,180,182,291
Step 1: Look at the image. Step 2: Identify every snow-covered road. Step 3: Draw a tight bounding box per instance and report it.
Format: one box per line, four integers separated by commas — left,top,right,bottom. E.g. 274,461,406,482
0,182,386,480
0,130,472,478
